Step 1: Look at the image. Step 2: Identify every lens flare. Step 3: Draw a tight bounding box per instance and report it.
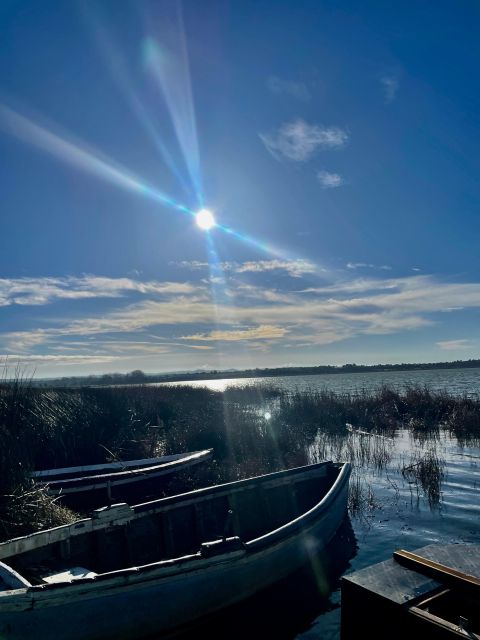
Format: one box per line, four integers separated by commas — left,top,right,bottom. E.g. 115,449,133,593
142,14,202,205
196,209,215,231
0,105,323,274
0,104,195,218
82,10,191,198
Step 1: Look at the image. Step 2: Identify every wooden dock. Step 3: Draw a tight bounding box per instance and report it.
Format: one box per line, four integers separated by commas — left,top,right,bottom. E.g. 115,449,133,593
341,544,480,639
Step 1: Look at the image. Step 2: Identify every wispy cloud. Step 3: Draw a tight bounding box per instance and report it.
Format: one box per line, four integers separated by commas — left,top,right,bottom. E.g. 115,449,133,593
267,76,310,101
381,75,400,104
0,354,120,366
436,339,473,351
4,272,480,365
346,263,392,271
236,259,316,277
181,325,288,342
318,170,344,189
0,276,197,307
259,119,349,162
0,275,446,349
177,259,317,278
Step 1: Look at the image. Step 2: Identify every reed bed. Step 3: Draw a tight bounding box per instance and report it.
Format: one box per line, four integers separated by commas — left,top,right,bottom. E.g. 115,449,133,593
0,379,478,539
401,447,446,508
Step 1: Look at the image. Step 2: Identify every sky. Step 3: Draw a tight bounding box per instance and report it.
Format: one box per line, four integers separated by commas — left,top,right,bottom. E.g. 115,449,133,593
1,0,480,378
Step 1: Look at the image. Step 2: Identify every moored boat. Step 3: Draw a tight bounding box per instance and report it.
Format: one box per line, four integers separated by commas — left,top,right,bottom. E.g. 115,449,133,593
0,460,350,640
31,449,213,509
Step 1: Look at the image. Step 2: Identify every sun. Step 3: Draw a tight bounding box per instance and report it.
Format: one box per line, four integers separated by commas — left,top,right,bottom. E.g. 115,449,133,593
195,208,216,231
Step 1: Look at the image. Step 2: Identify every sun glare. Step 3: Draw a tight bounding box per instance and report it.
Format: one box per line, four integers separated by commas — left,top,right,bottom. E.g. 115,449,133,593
195,208,215,231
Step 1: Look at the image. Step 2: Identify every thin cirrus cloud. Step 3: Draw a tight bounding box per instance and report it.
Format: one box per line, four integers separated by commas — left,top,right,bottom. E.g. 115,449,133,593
0,275,197,307
436,339,473,351
176,258,317,278
4,273,480,365
235,259,316,277
267,76,310,101
381,75,400,104
346,263,392,271
259,119,349,162
318,170,344,189
181,325,288,342
0,354,120,365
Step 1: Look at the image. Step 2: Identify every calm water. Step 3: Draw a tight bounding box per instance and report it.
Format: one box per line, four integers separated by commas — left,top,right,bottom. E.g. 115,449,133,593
153,369,480,640
172,430,480,640
158,367,480,397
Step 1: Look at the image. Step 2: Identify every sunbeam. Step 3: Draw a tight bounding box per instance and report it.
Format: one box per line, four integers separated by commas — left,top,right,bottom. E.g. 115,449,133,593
0,104,195,217
81,7,192,199
216,222,326,273
218,223,280,257
141,2,202,205
0,102,324,276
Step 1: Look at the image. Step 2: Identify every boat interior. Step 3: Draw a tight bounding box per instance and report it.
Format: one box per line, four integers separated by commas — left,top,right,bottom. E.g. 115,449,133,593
1,462,341,588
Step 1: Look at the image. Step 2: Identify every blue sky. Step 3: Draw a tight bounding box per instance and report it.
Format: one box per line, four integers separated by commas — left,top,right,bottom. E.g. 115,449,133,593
1,0,480,377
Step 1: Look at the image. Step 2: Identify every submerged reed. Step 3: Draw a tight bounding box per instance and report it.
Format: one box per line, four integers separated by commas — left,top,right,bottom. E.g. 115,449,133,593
401,448,446,508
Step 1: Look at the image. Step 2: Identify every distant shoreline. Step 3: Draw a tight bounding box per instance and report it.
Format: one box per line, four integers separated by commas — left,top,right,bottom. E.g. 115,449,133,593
31,359,480,387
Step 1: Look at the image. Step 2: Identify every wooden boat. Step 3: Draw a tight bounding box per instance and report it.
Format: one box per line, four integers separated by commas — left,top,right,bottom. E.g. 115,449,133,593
31,450,213,509
341,544,480,640
0,460,350,640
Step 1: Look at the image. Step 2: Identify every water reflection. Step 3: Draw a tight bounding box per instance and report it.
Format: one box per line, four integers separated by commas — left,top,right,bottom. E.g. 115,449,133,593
130,380,480,639
156,367,480,398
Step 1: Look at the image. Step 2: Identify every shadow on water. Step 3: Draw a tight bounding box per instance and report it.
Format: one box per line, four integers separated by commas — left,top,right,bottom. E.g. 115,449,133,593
140,518,357,640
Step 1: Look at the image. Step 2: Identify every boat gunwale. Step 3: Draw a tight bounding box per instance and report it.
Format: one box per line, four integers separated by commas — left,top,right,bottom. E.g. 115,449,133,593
0,461,350,604
0,461,341,561
34,450,213,489
31,454,188,480
246,460,350,551
133,459,340,514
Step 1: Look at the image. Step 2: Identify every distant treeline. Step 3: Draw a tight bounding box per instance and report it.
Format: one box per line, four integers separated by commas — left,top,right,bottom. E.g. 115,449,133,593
30,359,480,388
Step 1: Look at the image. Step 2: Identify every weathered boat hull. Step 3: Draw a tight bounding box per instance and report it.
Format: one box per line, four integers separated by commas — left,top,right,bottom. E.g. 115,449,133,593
0,461,350,640
33,449,213,509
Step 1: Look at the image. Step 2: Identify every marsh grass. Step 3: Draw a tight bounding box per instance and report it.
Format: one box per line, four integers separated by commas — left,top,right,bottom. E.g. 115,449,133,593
0,378,478,539
348,472,377,517
401,448,446,508
0,485,78,540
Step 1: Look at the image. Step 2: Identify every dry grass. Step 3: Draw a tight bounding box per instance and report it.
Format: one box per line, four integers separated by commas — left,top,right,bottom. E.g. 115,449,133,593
0,485,78,540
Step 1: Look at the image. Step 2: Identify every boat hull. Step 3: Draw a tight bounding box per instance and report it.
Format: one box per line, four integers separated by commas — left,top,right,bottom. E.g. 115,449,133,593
34,450,213,510
0,462,350,640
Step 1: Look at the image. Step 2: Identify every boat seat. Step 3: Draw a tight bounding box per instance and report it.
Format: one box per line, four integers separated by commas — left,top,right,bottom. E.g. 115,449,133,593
42,566,97,584
0,561,32,591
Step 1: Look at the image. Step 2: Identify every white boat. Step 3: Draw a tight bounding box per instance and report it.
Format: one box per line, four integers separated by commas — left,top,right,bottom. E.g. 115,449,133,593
0,460,351,640
31,450,213,508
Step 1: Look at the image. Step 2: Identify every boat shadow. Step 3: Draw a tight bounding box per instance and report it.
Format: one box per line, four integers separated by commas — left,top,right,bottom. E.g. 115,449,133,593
145,516,357,640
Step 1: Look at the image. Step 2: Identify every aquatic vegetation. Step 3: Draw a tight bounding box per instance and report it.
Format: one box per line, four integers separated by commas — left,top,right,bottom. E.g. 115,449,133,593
347,472,377,518
0,376,478,539
401,448,446,508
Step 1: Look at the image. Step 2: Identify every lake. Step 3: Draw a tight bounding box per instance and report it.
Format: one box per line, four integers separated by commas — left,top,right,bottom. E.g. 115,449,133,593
157,366,480,397
157,369,480,640
172,430,479,640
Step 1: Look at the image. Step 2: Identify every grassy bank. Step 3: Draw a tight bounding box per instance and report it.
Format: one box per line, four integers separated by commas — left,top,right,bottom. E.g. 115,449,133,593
0,381,479,540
